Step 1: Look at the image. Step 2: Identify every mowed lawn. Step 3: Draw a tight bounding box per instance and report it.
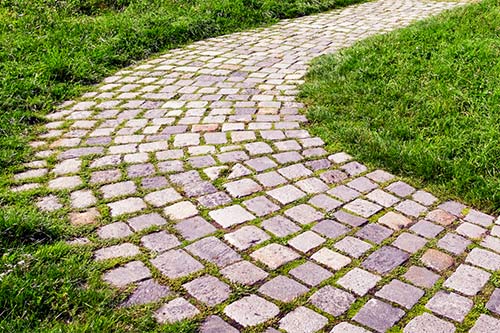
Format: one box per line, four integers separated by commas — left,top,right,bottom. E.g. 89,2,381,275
0,1,364,331
301,0,500,214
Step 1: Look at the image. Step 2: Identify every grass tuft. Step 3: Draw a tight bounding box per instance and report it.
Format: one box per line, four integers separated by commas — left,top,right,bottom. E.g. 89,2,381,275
301,0,500,213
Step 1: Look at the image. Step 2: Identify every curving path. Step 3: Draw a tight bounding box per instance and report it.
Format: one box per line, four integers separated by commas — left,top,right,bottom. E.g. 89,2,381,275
13,0,500,331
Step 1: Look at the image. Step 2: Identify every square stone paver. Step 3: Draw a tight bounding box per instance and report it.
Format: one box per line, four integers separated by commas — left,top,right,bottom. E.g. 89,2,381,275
334,210,367,227
392,232,427,253
183,181,218,198
197,191,232,208
378,212,413,231
412,190,438,206
224,226,270,250
426,291,473,322
485,238,500,255
465,210,495,227
470,314,500,333
466,248,500,271
97,222,133,239
289,262,333,286
288,231,325,253
128,213,166,231
141,176,168,190
103,261,152,287
224,295,279,327
486,288,500,315
183,275,231,306
426,209,456,226
258,275,309,302
309,285,355,316
278,163,312,180
200,315,238,333
209,205,255,228
375,279,424,309
311,247,351,271
251,243,300,269
312,219,350,239
403,265,440,288
366,189,400,208
456,222,487,239
108,197,147,217
356,223,393,244
344,199,383,218
175,216,216,241
337,268,381,296
362,246,409,274
443,264,490,296
154,297,200,323
243,196,280,217
320,170,348,185
224,178,262,198
395,200,427,217
261,216,301,237
353,299,405,333
150,249,204,279
410,220,444,238
256,171,287,188
279,306,328,333
186,236,241,268
70,208,100,226
437,233,471,255
386,181,415,197
144,188,182,207
267,185,306,205
141,231,180,253
328,185,360,201
295,178,329,194
347,177,378,193
91,169,121,184
121,279,171,307
341,161,367,176
421,249,454,272
308,194,342,211
245,156,277,172
220,261,268,285
101,181,136,199
403,313,456,333
284,204,323,225
71,190,96,209
163,201,198,220
334,236,372,258
331,323,370,333
366,170,394,183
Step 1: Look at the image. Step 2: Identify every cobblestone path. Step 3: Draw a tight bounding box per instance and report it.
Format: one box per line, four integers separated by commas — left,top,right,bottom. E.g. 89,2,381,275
12,0,500,331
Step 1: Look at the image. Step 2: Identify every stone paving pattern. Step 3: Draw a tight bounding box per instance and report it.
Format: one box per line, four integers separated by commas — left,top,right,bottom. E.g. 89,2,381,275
12,0,499,331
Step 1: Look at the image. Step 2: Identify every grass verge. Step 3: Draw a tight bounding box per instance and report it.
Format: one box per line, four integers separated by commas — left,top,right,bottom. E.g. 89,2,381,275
0,0,365,331
301,0,500,214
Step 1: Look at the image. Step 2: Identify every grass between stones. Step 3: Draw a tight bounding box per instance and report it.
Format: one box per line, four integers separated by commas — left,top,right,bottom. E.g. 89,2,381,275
1,0,370,331
301,0,500,214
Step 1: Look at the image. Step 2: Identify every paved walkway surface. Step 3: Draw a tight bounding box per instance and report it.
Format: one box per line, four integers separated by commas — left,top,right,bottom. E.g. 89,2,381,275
12,0,500,331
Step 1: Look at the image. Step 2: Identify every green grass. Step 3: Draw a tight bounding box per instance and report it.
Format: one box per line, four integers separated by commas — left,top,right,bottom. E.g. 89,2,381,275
0,0,367,331
301,0,500,214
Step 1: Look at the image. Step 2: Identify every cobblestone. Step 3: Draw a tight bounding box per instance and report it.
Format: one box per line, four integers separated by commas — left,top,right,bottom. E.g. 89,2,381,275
183,275,231,306
353,299,405,333
403,313,455,333
279,306,328,333
23,0,487,329
309,286,355,316
426,291,473,322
